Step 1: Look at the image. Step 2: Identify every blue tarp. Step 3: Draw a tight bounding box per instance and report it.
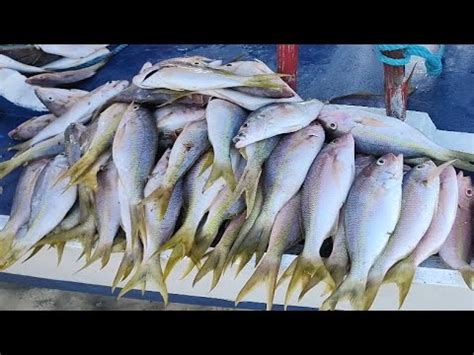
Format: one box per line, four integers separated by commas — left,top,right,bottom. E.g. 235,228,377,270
1,44,473,215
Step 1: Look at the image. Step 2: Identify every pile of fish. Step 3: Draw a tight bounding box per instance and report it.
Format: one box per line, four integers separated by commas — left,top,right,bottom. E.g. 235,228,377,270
0,54,472,310
0,45,121,111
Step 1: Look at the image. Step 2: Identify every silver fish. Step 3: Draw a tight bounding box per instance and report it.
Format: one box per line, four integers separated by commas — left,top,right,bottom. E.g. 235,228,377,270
383,165,460,307
9,114,57,141
204,99,247,190
0,54,46,73
233,99,324,148
232,122,325,269
26,61,105,87
318,104,474,172
283,134,355,306
439,172,473,290
34,87,89,116
364,160,451,310
321,153,404,311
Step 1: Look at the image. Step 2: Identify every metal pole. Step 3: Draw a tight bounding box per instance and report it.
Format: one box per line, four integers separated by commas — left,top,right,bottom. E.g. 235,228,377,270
277,45,299,91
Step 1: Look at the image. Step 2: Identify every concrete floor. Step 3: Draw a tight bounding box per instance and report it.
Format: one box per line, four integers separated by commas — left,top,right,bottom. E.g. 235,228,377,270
0,281,234,310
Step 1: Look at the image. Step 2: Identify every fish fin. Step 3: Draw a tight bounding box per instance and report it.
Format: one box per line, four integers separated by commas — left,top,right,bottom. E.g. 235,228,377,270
163,244,186,281
0,160,17,181
255,224,275,265
111,250,135,292
159,224,196,257
361,277,384,311
320,274,367,311
383,258,416,309
88,241,114,270
22,245,44,263
446,149,474,172
237,168,261,219
284,257,334,307
235,254,280,310
203,160,237,192
130,203,147,248
232,223,264,276
197,151,214,177
326,263,348,290
459,265,474,290
0,248,23,271
118,255,168,304
141,185,173,219
57,154,96,188
423,159,457,185
7,140,31,153
0,233,15,260
242,74,288,89
75,163,102,192
55,242,66,266
181,258,200,280
193,249,221,288
276,258,297,290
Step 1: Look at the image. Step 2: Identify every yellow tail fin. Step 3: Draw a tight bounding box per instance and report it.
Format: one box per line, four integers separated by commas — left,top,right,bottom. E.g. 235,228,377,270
382,258,416,309
459,265,474,290
203,161,237,192
320,274,367,311
235,254,280,310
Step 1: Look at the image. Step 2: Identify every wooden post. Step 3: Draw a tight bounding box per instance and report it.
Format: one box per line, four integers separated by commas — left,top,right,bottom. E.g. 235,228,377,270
277,45,299,91
383,49,408,120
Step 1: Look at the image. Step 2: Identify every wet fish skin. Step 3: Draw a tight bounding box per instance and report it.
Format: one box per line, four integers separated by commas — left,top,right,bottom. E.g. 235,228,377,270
0,134,64,180
233,122,325,269
233,99,324,148
233,136,280,216
363,160,445,310
321,153,404,310
118,150,184,303
219,60,296,98
142,119,210,217
439,172,473,290
197,89,302,111
0,54,47,73
0,159,49,256
9,114,57,141
384,165,460,307
36,45,108,59
13,80,129,151
284,134,355,305
26,62,103,87
0,155,77,270
159,151,226,279
0,68,47,111
59,103,128,188
236,192,303,310
317,104,474,172
132,64,284,91
204,99,248,190
112,103,158,256
155,103,205,147
34,87,89,116
88,162,121,269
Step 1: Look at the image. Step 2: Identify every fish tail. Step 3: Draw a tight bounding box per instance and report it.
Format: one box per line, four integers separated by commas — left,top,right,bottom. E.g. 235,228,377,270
22,245,44,263
383,258,416,308
361,277,384,311
235,167,261,218
255,224,273,265
0,232,15,260
197,151,214,177
118,255,168,305
0,160,18,181
141,185,173,219
242,74,288,90
91,241,114,269
235,254,280,310
193,249,223,288
232,225,263,276
181,243,208,280
276,258,297,289
443,149,474,172
459,265,474,290
320,274,367,311
130,203,147,248
159,223,196,258
75,166,101,192
58,155,95,188
7,140,31,154
55,242,66,266
163,244,186,281
111,250,135,292
326,263,348,290
204,160,237,192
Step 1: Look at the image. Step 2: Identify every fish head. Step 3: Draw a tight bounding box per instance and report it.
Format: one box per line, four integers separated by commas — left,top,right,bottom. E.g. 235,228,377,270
404,160,437,183
328,133,355,150
232,113,265,148
26,73,51,85
364,153,404,183
317,105,356,137
298,121,325,142
457,171,473,209
132,65,162,88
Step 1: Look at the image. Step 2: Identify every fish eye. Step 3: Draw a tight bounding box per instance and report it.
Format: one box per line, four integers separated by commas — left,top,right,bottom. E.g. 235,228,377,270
48,96,53,101
376,158,385,166
132,105,139,111
194,62,200,65
329,122,337,130
466,188,473,197
242,123,248,128
416,164,425,169
226,64,232,67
